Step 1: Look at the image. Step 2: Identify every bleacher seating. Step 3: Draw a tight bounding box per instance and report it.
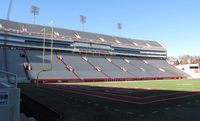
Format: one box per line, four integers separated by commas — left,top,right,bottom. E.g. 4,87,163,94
0,48,27,82
24,50,187,81
59,52,107,79
0,48,188,82
0,48,6,80
126,57,173,77
7,49,27,81
0,48,5,70
0,19,164,48
76,31,101,42
87,55,132,78
0,19,189,83
110,56,152,77
55,28,77,38
146,58,189,77
25,50,78,80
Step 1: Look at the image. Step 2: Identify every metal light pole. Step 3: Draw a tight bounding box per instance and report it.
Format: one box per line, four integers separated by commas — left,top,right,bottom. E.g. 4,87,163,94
80,15,86,31
31,5,39,24
117,23,122,35
7,0,13,20
2,0,13,80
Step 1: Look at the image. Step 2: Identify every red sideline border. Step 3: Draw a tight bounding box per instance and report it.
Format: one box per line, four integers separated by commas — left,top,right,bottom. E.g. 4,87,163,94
32,76,184,83
42,84,200,104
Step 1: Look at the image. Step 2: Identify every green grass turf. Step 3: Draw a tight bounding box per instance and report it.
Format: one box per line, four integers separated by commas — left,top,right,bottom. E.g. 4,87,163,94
19,84,139,121
65,79,200,91
59,84,180,97
19,79,200,121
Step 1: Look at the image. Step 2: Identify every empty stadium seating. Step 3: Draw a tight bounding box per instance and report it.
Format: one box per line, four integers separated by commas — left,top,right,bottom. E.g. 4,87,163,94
146,58,190,77
25,50,78,80
59,52,107,79
6,49,27,81
86,55,132,78
0,47,187,83
0,48,28,82
0,19,164,48
20,49,187,82
0,19,188,83
0,48,6,80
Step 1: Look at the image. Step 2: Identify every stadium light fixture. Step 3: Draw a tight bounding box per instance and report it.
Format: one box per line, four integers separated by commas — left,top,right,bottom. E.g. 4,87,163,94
31,5,39,24
80,15,86,31
7,0,13,20
2,0,13,80
117,23,122,34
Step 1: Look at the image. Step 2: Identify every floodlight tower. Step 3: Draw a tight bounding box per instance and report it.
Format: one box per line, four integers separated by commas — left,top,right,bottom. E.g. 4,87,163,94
80,15,86,31
2,0,13,77
31,5,39,24
7,0,13,20
117,23,122,35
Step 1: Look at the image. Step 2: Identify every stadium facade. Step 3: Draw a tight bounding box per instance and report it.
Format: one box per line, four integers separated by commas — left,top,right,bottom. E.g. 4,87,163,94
0,19,188,83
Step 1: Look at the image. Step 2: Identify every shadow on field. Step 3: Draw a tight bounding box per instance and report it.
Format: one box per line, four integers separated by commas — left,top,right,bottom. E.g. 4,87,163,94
19,84,200,121
53,84,200,104
20,93,60,121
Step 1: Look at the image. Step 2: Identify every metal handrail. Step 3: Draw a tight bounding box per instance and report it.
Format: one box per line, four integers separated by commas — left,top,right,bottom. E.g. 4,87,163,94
0,70,17,88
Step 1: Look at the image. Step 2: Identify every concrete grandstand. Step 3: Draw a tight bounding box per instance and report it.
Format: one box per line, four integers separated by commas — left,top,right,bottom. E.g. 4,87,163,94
0,19,189,83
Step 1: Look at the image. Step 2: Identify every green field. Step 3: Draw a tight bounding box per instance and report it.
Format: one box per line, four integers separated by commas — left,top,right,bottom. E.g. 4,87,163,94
19,79,200,121
66,79,200,91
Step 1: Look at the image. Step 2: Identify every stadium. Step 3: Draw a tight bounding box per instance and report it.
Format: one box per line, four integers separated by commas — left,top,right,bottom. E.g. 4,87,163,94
0,19,188,83
1,19,200,121
0,2,200,121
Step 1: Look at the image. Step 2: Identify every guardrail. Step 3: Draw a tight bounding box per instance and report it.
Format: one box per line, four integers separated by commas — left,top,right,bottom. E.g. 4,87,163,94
0,70,17,88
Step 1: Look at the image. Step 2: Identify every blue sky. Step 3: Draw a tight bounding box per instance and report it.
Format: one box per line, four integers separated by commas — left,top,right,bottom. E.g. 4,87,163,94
0,0,200,57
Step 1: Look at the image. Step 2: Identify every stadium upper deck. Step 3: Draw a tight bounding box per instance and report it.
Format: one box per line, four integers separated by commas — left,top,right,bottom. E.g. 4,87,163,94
0,19,166,58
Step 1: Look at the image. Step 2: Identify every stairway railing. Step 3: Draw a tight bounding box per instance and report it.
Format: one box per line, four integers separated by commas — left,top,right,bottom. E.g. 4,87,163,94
0,70,17,88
